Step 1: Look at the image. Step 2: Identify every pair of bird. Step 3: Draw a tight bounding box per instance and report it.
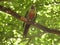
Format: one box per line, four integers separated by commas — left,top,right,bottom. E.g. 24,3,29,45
23,4,37,37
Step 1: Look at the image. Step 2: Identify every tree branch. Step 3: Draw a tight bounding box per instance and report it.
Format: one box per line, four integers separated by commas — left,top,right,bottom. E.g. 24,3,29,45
0,5,60,35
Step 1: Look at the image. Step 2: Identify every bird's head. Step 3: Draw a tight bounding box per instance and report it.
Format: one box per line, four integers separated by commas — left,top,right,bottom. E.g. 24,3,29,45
31,4,35,9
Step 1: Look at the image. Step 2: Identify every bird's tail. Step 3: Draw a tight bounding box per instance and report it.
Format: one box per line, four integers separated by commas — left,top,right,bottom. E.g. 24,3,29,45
23,24,30,37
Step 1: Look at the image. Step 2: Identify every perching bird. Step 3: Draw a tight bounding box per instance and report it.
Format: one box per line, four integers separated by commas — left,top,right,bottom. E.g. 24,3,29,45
23,4,37,37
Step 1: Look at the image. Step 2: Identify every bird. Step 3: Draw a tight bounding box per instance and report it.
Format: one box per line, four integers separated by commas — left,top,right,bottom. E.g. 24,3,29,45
23,4,37,37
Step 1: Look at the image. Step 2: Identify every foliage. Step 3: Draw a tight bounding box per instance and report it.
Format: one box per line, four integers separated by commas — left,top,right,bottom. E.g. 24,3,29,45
0,0,60,45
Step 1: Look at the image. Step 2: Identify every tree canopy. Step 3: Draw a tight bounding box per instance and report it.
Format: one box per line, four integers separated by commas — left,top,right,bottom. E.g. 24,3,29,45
0,0,60,45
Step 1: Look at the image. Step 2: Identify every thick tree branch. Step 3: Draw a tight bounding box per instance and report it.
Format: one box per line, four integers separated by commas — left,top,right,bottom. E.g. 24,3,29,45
0,5,60,35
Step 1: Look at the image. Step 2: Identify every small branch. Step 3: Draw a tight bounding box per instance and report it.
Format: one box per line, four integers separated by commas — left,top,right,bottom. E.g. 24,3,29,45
0,5,60,35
